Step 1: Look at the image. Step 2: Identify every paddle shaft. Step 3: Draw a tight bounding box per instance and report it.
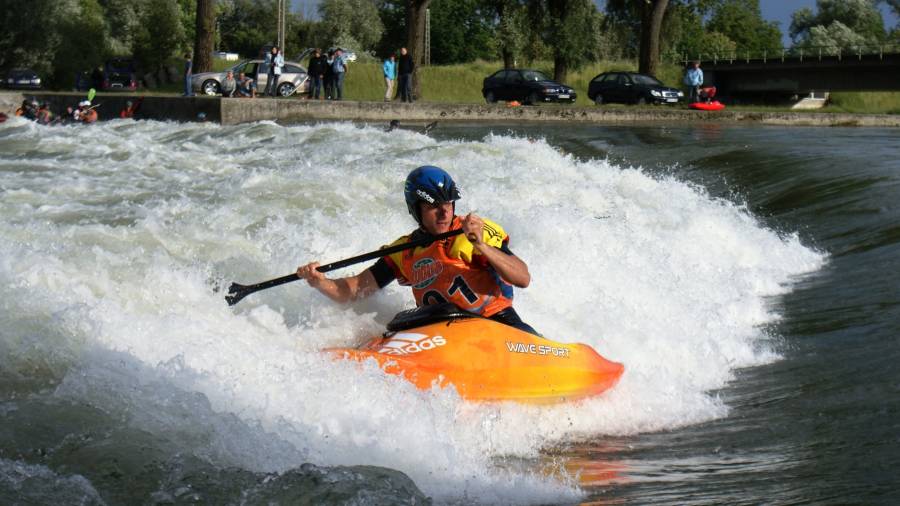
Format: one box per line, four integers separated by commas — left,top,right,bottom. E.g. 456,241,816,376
225,228,463,306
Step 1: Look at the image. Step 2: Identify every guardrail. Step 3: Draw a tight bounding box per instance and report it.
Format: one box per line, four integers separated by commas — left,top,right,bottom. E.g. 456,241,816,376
673,43,900,64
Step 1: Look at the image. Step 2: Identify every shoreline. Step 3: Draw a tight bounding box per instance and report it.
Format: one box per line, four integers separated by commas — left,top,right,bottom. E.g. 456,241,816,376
3,91,899,127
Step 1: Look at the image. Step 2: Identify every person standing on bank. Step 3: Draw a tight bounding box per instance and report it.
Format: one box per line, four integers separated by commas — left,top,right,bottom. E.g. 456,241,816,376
383,53,397,102
296,166,539,335
397,47,414,103
183,53,194,97
265,46,284,97
683,61,703,103
308,48,327,100
331,49,347,100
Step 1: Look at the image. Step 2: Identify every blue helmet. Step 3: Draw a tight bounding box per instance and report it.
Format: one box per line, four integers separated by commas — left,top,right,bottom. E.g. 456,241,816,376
404,165,461,224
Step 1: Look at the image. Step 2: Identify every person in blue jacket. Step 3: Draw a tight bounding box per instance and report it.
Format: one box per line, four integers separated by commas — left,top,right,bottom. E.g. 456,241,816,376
383,53,397,102
683,61,703,103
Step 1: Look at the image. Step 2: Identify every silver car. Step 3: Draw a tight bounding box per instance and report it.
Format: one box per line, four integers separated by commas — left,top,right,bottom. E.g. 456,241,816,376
191,59,309,97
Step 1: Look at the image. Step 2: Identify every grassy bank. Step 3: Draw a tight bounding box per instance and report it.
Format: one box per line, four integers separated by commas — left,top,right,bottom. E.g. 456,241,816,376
148,58,900,114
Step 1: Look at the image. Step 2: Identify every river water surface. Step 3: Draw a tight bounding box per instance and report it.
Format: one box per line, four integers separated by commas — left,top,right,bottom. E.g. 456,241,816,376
0,117,896,505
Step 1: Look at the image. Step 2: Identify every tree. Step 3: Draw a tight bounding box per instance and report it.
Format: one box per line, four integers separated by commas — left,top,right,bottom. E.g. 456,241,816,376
790,0,886,48
0,0,61,74
194,0,215,72
487,0,528,68
99,0,141,55
428,0,495,64
52,0,109,87
132,0,186,72
638,0,670,76
319,0,384,52
406,0,431,98
542,0,598,82
219,0,276,57
604,0,670,75
706,0,782,53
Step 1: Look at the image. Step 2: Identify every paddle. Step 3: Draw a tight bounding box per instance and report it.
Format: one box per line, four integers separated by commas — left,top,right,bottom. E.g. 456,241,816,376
88,88,96,102
225,228,463,306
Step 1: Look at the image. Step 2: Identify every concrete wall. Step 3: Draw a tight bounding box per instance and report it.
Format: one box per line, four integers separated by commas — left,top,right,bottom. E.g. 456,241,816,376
3,91,899,127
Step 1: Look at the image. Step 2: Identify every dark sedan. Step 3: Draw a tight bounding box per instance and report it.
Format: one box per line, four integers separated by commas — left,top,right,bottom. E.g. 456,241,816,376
3,68,42,90
588,72,683,105
482,69,576,105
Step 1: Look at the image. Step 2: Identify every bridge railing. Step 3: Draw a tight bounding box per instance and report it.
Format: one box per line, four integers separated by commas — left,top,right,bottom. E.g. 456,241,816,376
677,43,900,65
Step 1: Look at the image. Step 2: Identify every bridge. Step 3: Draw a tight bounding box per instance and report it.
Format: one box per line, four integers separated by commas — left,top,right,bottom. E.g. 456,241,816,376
680,44,900,101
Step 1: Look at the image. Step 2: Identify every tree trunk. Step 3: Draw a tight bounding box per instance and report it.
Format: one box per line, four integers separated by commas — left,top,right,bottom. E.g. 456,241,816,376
502,49,514,69
406,0,430,100
548,0,568,83
637,0,668,76
193,0,216,73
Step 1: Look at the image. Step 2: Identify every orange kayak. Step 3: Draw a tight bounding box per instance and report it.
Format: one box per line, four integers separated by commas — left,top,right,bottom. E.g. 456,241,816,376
325,304,624,403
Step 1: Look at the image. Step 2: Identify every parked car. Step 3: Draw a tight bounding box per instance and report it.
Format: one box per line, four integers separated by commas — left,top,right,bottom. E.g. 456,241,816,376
482,69,576,105
587,72,682,105
191,59,309,97
102,58,138,91
3,68,42,90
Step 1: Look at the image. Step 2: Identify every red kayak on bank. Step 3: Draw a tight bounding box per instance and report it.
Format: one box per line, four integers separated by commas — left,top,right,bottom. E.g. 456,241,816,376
689,101,725,111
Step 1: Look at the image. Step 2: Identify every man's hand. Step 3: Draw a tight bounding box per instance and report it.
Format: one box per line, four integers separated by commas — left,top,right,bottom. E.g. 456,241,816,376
297,261,326,287
462,213,484,245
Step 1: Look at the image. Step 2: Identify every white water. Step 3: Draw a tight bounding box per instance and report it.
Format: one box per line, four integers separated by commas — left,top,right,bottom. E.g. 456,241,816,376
0,118,824,503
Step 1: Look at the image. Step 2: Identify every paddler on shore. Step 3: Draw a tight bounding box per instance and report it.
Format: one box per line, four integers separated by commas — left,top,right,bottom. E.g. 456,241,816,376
296,165,539,335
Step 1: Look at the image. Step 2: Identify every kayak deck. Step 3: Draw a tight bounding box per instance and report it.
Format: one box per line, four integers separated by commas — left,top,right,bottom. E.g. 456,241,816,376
326,316,623,403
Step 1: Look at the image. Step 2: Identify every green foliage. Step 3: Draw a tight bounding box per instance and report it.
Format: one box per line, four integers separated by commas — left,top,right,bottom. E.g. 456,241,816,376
429,0,496,64
218,0,278,57
374,0,407,57
319,0,384,52
0,0,62,74
98,0,141,54
790,0,886,47
132,0,186,71
706,0,782,52
52,0,109,88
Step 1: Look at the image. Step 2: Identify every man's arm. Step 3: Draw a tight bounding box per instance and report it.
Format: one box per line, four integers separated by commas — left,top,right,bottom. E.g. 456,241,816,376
461,214,531,288
296,263,381,303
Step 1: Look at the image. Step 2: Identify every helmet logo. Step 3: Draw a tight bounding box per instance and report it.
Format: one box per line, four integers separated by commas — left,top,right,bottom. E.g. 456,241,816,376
415,189,435,204
412,258,442,289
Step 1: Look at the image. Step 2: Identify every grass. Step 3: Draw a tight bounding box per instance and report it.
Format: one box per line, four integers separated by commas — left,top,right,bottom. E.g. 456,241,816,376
124,58,900,115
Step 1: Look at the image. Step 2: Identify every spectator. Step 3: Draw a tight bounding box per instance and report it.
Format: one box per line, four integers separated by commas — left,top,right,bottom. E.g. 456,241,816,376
383,53,397,102
308,48,327,100
397,47,414,103
183,54,194,97
331,49,347,100
221,70,237,97
683,61,703,103
264,46,284,97
237,72,256,98
324,49,335,99
91,66,104,90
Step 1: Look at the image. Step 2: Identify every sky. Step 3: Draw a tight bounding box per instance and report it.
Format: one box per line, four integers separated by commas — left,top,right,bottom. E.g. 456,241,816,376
291,0,899,47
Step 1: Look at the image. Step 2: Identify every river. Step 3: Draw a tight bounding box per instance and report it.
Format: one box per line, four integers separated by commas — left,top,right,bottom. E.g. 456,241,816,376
0,117,896,504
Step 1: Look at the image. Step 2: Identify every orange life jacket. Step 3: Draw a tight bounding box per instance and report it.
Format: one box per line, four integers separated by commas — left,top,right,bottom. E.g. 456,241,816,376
384,216,514,317
82,109,98,123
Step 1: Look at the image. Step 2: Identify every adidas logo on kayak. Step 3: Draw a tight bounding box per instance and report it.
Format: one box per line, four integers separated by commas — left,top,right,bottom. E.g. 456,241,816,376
378,333,447,355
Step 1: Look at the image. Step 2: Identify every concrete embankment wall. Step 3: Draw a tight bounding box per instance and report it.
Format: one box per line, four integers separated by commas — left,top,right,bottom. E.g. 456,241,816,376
3,91,899,127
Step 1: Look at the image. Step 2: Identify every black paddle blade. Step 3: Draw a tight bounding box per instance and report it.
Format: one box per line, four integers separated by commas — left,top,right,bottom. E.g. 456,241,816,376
225,282,250,306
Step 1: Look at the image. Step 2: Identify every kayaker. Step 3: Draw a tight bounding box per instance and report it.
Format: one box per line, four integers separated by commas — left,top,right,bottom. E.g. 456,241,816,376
297,165,539,335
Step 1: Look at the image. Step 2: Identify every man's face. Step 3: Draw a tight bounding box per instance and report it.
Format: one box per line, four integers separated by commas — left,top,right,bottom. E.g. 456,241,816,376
401,48,407,55
419,201,454,235
239,72,245,79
